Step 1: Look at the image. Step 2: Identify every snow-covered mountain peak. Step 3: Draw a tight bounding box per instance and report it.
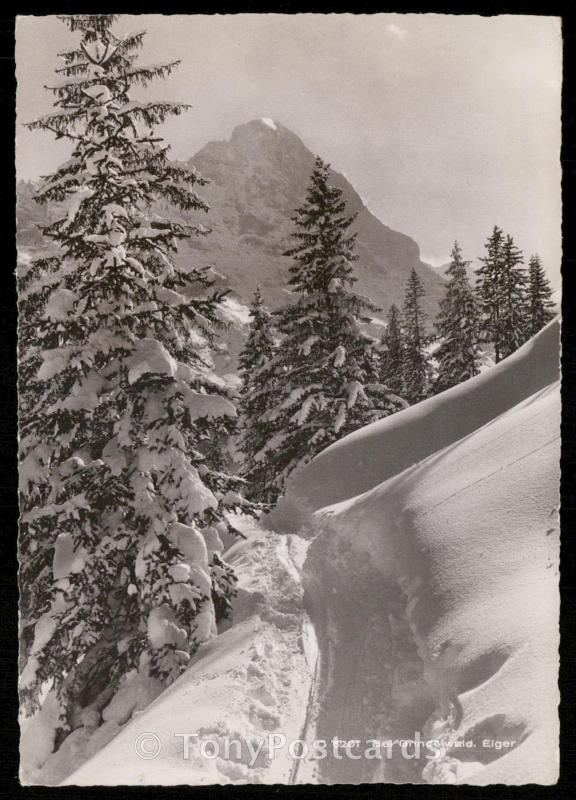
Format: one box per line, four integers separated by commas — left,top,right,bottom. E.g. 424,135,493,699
186,120,444,318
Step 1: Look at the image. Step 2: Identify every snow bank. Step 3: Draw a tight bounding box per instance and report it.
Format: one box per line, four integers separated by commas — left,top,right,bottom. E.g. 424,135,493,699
285,319,559,512
286,319,560,784
59,524,314,786
307,381,559,784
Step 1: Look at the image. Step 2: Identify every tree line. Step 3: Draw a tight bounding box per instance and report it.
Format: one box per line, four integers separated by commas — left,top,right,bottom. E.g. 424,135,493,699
239,163,556,503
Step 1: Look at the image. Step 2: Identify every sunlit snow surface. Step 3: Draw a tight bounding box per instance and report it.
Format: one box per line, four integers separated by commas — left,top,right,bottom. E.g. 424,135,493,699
29,321,559,786
279,319,560,785
38,525,315,786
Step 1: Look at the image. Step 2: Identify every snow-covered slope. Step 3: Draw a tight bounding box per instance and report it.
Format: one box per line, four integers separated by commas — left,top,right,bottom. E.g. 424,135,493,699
35,525,315,786
57,321,559,786
280,320,560,784
284,319,559,512
300,380,559,784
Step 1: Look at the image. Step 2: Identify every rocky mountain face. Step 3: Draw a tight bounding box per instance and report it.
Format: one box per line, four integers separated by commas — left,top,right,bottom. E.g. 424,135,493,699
182,119,444,319
17,119,446,376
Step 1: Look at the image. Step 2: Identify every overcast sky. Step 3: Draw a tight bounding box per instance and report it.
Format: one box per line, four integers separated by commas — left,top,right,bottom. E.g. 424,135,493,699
16,14,562,285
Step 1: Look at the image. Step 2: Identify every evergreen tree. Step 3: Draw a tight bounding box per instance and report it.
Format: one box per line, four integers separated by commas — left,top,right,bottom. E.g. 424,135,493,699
499,234,528,359
402,268,432,403
526,254,555,337
19,14,245,734
380,303,404,395
238,287,279,503
475,227,528,362
434,242,481,393
475,225,505,362
259,157,406,497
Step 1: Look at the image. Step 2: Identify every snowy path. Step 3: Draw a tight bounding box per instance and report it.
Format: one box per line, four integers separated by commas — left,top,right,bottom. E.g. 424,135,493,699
287,616,320,785
290,528,426,784
48,524,317,786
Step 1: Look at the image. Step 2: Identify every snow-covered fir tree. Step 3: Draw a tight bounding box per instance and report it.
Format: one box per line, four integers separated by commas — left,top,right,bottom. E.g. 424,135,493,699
258,156,406,498
18,14,247,734
433,242,481,393
526,254,555,337
238,287,279,503
498,234,528,360
475,225,505,362
402,268,432,403
380,303,404,395
475,226,528,363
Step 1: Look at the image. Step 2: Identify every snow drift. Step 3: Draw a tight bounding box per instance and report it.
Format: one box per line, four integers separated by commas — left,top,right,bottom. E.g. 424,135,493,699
283,319,560,784
286,318,559,512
